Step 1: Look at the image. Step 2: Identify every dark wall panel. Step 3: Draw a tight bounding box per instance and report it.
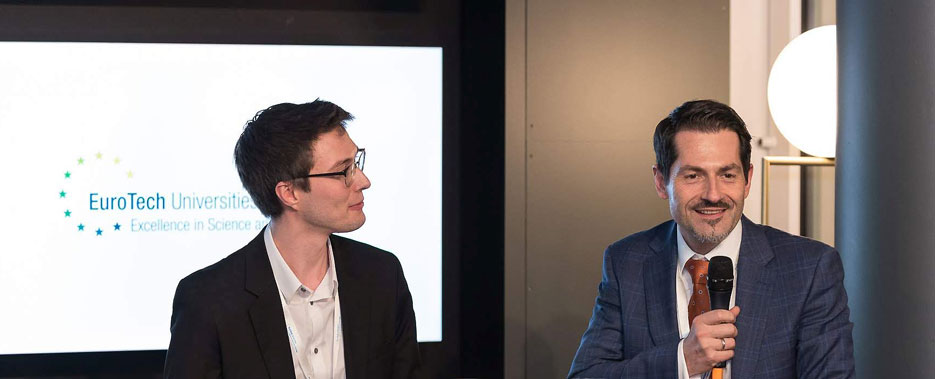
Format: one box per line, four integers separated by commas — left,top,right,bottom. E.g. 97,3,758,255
837,0,935,377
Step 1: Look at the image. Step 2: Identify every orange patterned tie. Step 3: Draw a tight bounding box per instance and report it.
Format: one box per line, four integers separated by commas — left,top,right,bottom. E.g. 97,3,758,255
685,258,711,324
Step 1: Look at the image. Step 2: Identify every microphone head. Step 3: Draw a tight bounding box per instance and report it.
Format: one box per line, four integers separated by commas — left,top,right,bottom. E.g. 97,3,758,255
708,256,734,280
707,256,734,292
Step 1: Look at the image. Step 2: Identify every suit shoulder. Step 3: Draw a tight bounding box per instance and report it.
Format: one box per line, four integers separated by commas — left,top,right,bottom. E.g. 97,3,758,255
175,244,250,297
605,220,673,256
752,222,840,275
331,235,411,296
758,223,835,256
331,234,402,268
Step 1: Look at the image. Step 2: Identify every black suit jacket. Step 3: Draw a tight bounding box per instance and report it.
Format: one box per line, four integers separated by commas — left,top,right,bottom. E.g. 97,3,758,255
164,230,422,379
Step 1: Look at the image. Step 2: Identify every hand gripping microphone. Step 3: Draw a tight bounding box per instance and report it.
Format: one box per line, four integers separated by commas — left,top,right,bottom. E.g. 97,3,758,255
707,256,734,371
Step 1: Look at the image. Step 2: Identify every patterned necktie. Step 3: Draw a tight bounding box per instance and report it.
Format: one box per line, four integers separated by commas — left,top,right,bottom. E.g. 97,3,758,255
685,258,711,324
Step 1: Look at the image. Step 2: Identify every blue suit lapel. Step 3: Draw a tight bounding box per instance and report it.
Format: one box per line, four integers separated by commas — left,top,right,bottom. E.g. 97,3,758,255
732,217,777,378
645,222,681,346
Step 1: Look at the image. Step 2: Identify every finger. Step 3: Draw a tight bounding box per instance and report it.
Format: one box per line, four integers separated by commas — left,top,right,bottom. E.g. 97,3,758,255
710,350,735,364
695,323,737,339
701,337,724,353
723,337,736,350
730,306,741,317
701,347,735,365
694,309,736,325
706,323,738,338
708,337,736,351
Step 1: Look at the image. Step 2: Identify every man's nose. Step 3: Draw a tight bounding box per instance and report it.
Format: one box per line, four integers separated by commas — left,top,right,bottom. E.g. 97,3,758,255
701,178,723,203
353,169,372,191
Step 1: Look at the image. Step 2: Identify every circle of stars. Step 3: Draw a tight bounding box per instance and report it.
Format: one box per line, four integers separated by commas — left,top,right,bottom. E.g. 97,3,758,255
61,152,133,237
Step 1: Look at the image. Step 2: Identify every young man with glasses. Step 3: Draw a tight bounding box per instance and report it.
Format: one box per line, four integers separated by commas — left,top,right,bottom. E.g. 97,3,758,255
165,100,422,379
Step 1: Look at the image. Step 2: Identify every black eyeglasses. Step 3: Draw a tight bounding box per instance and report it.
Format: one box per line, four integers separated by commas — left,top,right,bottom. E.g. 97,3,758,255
295,148,366,187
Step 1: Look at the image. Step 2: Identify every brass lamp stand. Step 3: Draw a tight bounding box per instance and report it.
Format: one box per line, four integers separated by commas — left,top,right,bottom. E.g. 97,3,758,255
760,156,835,225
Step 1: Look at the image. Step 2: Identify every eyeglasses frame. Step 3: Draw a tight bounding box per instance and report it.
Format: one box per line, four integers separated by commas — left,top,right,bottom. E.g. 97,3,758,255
293,148,366,187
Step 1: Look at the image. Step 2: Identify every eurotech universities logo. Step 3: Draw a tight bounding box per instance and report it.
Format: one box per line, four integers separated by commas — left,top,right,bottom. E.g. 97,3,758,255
59,150,264,237
59,152,136,237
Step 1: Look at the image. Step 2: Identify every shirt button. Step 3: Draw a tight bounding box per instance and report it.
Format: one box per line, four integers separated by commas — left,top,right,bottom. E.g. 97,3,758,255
314,347,319,354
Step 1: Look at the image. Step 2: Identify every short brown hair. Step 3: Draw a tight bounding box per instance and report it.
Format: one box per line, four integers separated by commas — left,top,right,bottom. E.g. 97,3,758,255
234,100,353,217
653,99,752,182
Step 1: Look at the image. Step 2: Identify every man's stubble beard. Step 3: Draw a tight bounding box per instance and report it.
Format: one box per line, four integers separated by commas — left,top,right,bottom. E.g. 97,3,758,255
682,198,743,247
687,217,732,245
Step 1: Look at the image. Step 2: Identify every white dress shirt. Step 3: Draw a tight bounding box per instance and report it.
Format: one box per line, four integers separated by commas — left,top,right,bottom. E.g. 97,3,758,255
265,228,346,379
676,222,741,379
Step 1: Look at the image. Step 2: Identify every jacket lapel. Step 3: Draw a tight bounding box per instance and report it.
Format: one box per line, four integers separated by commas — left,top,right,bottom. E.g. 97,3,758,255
732,217,777,378
644,222,681,346
331,235,372,379
243,229,294,379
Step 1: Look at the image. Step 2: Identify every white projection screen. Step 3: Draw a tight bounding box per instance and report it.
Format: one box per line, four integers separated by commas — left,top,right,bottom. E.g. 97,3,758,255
0,42,443,355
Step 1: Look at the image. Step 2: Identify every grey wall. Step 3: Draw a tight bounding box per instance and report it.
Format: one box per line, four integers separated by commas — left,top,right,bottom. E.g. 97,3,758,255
838,0,935,376
506,1,729,377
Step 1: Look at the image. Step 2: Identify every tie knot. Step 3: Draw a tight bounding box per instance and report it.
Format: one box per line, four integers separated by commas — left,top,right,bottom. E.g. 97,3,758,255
685,258,709,285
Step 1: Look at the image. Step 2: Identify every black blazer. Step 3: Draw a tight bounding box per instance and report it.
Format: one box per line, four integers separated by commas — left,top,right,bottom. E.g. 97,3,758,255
164,230,423,379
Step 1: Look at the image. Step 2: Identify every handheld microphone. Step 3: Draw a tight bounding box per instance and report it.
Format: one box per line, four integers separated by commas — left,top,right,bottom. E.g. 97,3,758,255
707,256,734,370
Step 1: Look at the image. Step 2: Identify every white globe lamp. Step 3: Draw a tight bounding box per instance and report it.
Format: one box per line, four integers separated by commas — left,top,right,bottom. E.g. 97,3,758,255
767,25,837,158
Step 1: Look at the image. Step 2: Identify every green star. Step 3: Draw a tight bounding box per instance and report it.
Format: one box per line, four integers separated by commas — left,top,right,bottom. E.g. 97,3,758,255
77,157,85,165
59,190,66,198
78,223,85,231
96,152,102,159
114,157,121,164
64,209,72,217
64,171,71,179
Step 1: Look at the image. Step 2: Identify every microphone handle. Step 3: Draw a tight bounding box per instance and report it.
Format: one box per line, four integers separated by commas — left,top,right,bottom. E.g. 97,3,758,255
709,288,732,369
709,289,731,310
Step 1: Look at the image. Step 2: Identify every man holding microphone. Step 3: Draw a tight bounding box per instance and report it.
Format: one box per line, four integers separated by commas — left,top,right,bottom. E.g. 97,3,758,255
568,100,854,378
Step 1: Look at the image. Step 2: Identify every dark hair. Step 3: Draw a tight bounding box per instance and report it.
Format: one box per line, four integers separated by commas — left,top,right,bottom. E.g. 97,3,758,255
234,100,353,217
653,99,752,182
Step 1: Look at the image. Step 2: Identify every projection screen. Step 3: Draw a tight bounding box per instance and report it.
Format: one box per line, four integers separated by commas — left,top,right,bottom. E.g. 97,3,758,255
0,42,442,355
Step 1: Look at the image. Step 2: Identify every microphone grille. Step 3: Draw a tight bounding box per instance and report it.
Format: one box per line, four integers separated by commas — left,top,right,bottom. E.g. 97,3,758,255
708,256,734,280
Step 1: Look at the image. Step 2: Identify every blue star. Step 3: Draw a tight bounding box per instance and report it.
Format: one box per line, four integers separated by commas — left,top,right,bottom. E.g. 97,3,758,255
114,223,121,231
95,228,103,236
78,224,85,231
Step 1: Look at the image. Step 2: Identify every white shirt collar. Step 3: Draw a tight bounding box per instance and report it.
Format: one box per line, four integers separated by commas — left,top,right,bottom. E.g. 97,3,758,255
676,220,743,275
264,226,339,304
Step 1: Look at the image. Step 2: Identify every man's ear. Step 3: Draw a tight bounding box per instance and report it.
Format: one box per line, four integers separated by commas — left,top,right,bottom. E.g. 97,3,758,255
652,165,669,200
274,181,301,212
743,164,754,198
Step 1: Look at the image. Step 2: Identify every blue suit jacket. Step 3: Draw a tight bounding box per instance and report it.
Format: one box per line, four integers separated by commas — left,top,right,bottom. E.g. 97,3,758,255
568,217,854,378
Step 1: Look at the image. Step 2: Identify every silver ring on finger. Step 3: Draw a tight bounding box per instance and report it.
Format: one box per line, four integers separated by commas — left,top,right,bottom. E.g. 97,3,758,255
720,338,726,350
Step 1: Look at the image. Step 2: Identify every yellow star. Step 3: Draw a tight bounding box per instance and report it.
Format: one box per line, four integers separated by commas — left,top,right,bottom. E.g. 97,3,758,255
96,152,102,159
127,170,134,178
114,157,121,164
